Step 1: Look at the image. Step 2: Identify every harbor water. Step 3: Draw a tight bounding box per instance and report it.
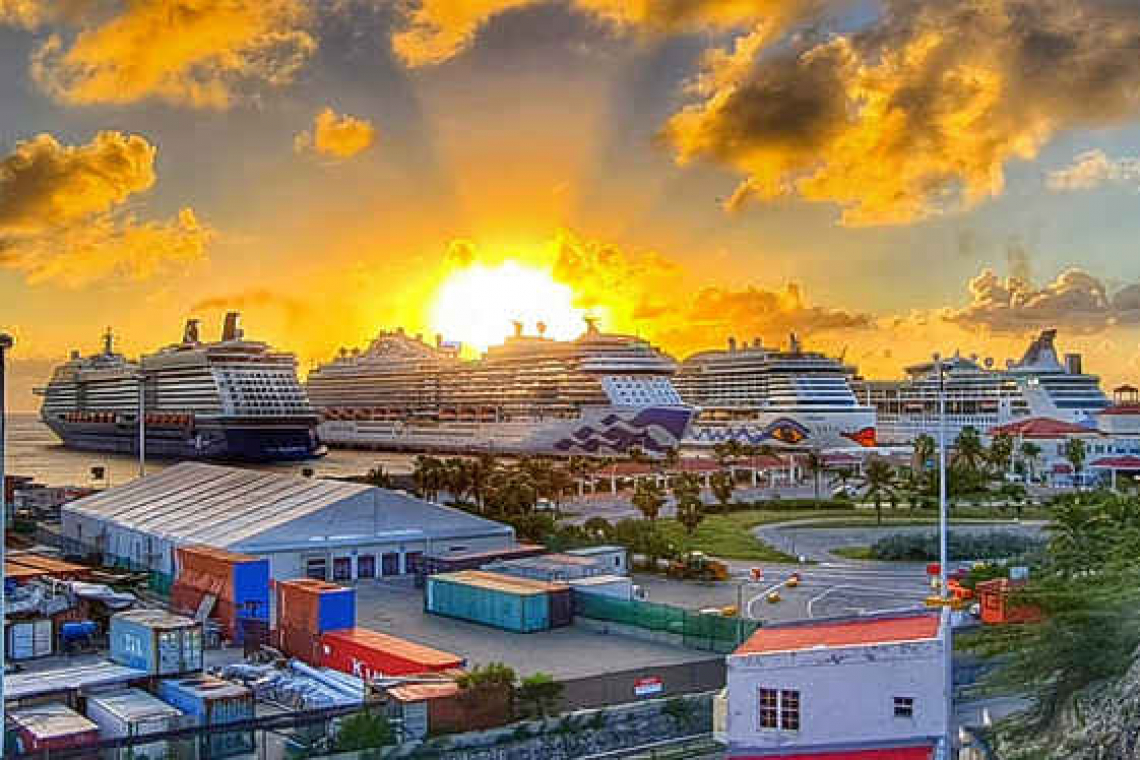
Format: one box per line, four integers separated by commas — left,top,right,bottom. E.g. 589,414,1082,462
3,413,421,487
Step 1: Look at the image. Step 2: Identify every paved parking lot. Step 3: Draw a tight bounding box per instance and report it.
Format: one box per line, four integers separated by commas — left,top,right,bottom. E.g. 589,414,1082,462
352,580,715,680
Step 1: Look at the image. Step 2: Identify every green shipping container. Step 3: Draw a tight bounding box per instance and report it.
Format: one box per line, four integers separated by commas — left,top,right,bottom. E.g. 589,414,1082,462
426,571,551,633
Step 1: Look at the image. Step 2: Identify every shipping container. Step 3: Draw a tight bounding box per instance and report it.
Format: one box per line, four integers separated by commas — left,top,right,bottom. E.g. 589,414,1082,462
174,545,270,643
86,688,185,760
110,610,203,676
277,624,323,665
976,578,1043,625
472,571,573,627
426,571,559,633
156,676,254,759
421,544,546,578
320,628,465,680
10,703,101,753
567,545,629,575
7,619,53,660
485,552,606,583
569,574,635,600
276,579,355,634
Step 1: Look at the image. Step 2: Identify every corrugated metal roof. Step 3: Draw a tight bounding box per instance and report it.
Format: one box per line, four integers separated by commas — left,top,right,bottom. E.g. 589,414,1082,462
734,613,940,656
88,689,183,721
9,704,99,739
63,463,513,550
6,662,150,699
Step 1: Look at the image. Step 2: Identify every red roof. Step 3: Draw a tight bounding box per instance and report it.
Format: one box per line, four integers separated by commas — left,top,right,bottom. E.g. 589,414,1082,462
1098,405,1140,416
1051,463,1073,474
988,417,1099,439
1090,456,1140,470
733,748,933,760
733,614,940,656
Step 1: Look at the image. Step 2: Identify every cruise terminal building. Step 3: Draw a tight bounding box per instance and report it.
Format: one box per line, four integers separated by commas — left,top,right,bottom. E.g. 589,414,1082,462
60,463,515,587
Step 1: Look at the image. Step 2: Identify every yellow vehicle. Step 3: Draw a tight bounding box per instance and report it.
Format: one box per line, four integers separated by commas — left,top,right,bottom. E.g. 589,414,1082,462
667,551,730,582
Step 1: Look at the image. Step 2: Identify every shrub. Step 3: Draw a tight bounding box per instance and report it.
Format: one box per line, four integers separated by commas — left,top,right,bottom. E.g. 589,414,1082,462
869,532,1043,562
332,711,395,751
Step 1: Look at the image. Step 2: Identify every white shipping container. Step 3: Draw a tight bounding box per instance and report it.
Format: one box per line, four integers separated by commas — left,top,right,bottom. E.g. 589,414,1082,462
8,620,53,660
86,689,184,760
569,575,634,600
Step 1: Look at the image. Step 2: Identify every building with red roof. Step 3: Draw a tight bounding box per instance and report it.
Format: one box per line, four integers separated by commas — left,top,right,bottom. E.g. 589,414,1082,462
720,612,946,760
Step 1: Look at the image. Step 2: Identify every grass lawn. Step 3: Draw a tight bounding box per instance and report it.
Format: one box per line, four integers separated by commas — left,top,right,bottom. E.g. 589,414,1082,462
831,546,874,560
655,509,861,561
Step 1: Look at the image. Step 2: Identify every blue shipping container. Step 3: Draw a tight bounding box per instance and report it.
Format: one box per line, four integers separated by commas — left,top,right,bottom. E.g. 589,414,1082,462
318,587,356,634
110,611,203,676
156,676,254,759
232,558,271,621
426,572,550,633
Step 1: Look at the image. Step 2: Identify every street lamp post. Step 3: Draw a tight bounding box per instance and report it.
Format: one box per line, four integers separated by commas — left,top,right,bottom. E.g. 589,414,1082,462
1,331,14,753
136,373,146,479
934,353,953,757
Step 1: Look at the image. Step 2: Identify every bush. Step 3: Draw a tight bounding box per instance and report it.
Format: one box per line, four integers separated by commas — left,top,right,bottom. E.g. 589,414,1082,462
728,498,854,512
332,711,395,751
869,531,1043,562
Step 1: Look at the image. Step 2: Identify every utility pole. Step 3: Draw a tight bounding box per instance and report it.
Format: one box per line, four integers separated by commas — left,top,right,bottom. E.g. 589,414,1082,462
137,373,146,479
935,353,953,757
1,331,14,754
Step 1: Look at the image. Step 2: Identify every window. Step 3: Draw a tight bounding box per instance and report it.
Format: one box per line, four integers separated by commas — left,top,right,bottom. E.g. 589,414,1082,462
305,557,327,580
780,690,800,730
894,697,915,719
333,557,352,582
758,688,800,730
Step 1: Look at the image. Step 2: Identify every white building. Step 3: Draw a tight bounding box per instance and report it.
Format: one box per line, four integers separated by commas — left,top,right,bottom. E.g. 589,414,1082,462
721,612,946,760
61,462,514,584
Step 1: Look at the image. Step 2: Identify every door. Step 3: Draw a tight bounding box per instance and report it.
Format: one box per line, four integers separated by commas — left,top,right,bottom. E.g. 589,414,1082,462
357,555,376,579
381,552,400,577
333,557,352,582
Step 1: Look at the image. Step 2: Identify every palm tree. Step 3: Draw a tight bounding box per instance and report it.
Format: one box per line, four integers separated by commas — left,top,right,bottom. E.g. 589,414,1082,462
412,455,445,501
989,432,1015,477
829,468,858,499
803,449,827,505
364,465,393,489
953,426,988,473
1020,441,1042,483
672,473,705,536
468,453,499,511
631,478,666,522
443,457,472,504
858,457,898,526
912,434,936,474
1064,437,1088,490
709,470,735,512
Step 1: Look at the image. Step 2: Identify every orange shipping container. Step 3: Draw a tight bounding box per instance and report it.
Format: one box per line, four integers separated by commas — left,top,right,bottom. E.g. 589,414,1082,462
976,579,1042,625
276,579,355,635
320,628,465,680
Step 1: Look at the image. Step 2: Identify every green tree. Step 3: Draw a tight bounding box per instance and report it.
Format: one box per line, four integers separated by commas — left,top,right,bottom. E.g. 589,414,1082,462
363,465,393,489
1064,437,1088,489
858,457,898,526
333,711,395,751
803,449,827,505
672,473,705,536
709,470,735,512
412,455,445,501
582,517,614,542
953,426,988,474
631,478,666,522
444,457,473,504
469,453,499,511
1020,441,1043,483
912,433,936,473
990,432,1015,475
515,672,564,719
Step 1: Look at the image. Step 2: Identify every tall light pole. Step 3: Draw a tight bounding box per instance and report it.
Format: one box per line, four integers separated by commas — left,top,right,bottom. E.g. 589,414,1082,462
136,373,146,479
934,353,953,756
1,331,14,749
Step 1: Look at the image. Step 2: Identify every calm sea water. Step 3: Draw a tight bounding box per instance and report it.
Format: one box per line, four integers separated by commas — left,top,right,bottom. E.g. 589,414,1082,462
2,413,418,486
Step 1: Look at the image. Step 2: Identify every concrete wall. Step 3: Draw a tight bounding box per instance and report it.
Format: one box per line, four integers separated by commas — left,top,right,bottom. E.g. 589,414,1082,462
725,639,946,755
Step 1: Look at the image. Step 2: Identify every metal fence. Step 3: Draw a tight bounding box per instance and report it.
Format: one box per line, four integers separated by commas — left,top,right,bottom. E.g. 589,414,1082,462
573,593,760,653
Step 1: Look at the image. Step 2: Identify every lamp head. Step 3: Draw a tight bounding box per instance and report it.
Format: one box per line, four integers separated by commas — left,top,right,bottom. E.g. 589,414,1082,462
0,333,13,350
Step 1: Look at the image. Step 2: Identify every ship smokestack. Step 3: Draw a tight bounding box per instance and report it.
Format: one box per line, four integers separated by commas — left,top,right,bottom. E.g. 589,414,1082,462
435,333,443,348
183,319,200,344
222,312,243,342
753,337,762,349
1065,353,1083,375
728,337,737,351
70,350,80,360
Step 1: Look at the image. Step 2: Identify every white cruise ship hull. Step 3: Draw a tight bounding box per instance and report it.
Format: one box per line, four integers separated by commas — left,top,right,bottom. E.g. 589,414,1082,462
684,409,878,450
318,405,694,456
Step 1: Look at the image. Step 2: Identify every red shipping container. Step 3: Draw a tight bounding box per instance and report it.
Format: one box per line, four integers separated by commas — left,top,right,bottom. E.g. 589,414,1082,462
10,704,101,753
320,628,465,680
277,624,323,665
976,579,1042,625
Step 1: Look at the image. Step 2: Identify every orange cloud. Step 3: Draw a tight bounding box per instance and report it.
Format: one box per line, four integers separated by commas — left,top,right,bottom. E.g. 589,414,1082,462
294,108,377,160
0,132,211,286
26,0,315,108
0,0,102,28
664,0,1140,225
390,0,826,67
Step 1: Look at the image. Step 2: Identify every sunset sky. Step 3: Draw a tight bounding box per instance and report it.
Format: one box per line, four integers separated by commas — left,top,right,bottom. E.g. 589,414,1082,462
4,0,1140,410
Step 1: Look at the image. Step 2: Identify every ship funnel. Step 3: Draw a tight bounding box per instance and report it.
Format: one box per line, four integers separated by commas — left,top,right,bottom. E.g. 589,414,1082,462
537,321,547,336
728,336,737,351
70,350,80,360
512,320,524,337
1065,353,1083,375
789,332,801,353
753,337,762,349
435,333,443,348
183,320,200,344
222,312,243,342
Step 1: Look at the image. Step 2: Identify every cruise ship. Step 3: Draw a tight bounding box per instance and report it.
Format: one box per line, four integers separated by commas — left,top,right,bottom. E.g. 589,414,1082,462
38,313,322,461
674,335,877,450
855,329,1110,444
305,320,694,456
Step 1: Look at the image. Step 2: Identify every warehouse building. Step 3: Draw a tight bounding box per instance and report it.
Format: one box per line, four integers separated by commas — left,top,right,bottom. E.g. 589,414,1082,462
61,463,515,588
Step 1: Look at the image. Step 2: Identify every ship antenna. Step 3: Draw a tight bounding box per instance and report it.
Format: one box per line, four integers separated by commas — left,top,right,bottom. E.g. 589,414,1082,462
102,327,114,355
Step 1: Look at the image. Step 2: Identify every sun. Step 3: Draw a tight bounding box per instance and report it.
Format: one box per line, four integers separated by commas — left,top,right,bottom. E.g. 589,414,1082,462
430,261,588,351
